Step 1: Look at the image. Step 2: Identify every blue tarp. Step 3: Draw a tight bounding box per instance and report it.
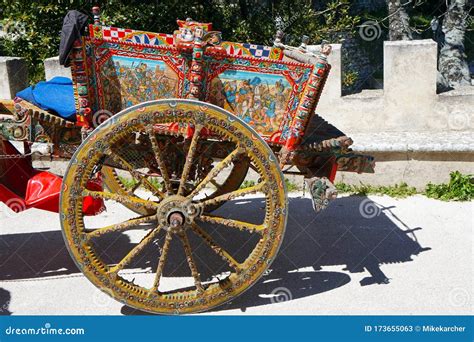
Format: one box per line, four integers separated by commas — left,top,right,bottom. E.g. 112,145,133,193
16,76,76,121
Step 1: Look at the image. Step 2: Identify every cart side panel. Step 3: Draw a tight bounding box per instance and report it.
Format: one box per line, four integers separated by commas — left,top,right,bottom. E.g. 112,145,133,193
94,47,185,114
71,21,323,146
72,37,189,126
204,55,314,144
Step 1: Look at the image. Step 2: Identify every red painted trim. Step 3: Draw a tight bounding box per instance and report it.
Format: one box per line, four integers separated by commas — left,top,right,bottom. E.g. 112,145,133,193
328,158,338,183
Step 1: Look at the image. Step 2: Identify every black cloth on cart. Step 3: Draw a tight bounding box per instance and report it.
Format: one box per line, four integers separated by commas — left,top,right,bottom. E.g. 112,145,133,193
59,10,89,66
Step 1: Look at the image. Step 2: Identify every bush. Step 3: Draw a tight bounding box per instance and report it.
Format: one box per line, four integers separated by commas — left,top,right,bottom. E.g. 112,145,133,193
425,171,474,202
335,182,417,198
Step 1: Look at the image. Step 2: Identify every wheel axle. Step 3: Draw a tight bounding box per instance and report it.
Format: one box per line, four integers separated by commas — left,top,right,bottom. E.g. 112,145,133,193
168,211,185,228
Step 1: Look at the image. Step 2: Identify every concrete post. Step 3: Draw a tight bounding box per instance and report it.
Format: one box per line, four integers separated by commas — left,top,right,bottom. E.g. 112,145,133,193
0,57,29,99
383,39,438,130
44,56,71,81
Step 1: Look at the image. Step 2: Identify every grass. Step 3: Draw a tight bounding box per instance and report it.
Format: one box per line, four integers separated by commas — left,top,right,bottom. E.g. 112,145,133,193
239,180,256,189
336,171,473,201
118,176,139,190
284,178,300,192
119,177,303,192
118,176,162,190
335,182,417,198
119,171,473,202
424,171,473,201
240,178,301,191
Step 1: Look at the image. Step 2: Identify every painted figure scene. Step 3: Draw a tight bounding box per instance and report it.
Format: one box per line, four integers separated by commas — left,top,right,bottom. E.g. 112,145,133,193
100,56,178,112
209,70,293,135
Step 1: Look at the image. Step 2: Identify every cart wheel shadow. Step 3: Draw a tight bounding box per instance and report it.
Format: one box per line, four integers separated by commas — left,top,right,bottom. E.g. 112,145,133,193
120,195,430,315
0,288,11,315
0,195,430,314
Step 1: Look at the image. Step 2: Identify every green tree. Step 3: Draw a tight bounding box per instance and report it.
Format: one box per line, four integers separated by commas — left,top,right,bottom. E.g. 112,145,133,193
0,1,95,81
0,0,359,82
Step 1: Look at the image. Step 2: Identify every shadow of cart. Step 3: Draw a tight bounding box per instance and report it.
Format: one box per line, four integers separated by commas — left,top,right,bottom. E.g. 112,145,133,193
0,195,430,314
120,195,430,314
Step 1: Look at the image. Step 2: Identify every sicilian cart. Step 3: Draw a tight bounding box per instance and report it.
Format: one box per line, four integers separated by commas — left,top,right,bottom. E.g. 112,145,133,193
0,7,374,314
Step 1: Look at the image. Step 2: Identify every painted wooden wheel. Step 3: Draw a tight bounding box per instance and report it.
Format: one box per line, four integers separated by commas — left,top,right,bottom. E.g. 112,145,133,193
60,99,287,314
101,157,250,216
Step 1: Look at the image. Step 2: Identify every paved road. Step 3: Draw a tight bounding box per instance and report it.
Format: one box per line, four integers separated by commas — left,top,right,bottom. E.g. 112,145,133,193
0,193,472,315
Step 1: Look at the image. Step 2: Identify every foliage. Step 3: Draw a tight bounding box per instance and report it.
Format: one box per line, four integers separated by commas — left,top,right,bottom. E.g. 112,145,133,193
239,180,256,189
284,178,300,192
1,0,470,90
0,0,359,82
336,172,474,201
118,176,139,190
424,171,474,202
335,182,418,198
240,178,300,191
342,70,359,87
334,182,353,193
118,176,162,190
0,1,95,82
119,171,474,202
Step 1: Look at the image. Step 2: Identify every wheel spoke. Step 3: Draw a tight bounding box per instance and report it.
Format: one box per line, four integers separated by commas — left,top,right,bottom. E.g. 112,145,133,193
147,127,173,194
108,152,165,199
209,179,221,189
187,148,244,199
85,215,156,239
249,163,259,173
129,178,142,194
108,227,162,276
200,181,266,208
190,223,242,272
178,125,202,195
83,189,158,211
198,215,264,233
178,231,204,293
151,232,172,292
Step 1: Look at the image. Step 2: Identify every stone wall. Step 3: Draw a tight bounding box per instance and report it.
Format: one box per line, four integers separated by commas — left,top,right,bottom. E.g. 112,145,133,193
0,57,28,99
44,56,72,81
308,39,473,188
1,39,473,187
23,39,474,137
309,40,473,135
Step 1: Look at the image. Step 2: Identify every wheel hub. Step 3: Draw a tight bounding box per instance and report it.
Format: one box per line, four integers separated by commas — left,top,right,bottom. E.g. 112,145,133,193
156,195,200,233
